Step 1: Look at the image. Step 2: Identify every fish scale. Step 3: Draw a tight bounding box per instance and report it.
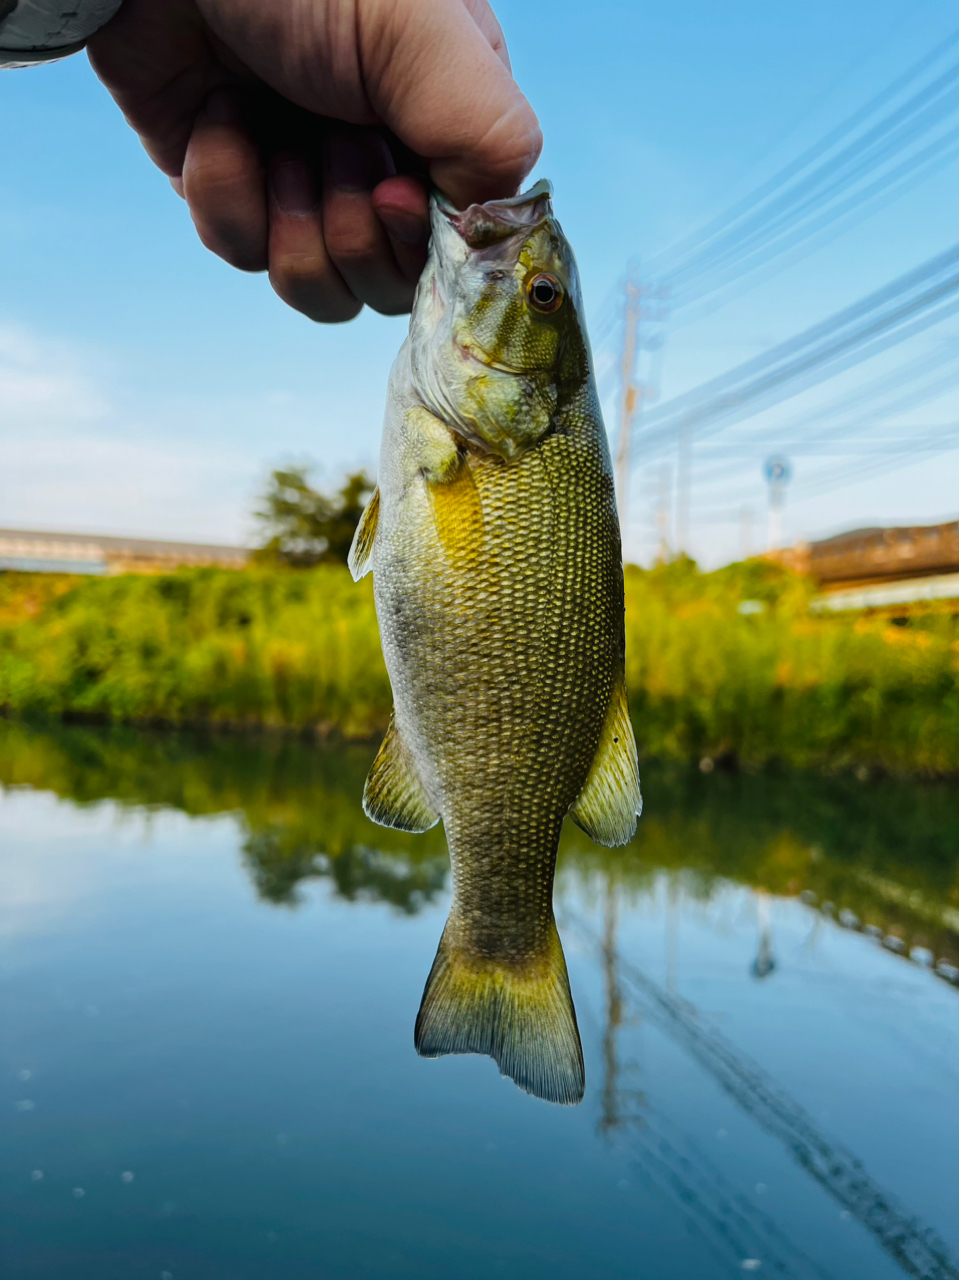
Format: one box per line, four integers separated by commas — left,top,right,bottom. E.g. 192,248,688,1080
349,180,641,1104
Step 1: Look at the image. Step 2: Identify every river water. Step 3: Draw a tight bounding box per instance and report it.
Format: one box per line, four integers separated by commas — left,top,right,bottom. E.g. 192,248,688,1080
1,721,958,1280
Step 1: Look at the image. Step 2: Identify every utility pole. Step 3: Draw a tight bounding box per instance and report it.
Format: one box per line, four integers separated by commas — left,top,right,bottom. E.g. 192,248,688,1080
598,878,622,1134
655,463,673,563
739,505,755,560
614,277,642,524
675,421,692,556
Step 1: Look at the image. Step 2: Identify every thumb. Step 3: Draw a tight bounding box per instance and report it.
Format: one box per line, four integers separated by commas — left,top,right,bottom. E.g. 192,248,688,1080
360,0,542,208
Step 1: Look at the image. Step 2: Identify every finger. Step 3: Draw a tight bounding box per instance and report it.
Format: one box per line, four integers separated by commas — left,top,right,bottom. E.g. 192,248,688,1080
371,175,430,283
182,89,268,272
322,127,415,315
359,0,542,209
88,0,217,177
268,154,361,324
461,0,512,71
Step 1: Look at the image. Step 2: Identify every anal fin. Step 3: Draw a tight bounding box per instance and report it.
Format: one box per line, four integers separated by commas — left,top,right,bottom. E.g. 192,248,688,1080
363,714,439,832
569,669,642,847
348,486,380,581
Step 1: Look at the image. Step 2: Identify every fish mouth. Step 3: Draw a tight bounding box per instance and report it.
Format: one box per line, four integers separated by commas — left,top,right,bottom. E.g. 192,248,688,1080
436,179,553,249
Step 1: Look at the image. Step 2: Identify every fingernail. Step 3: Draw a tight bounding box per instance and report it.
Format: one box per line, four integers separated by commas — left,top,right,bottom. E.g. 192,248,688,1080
377,206,430,246
272,160,318,216
328,135,372,192
203,88,241,125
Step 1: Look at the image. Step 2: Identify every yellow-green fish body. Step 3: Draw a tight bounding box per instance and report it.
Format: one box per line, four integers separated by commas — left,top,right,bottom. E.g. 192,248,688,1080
350,181,641,1104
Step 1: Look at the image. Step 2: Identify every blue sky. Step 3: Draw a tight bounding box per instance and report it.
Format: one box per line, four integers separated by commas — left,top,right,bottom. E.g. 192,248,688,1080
2,0,958,564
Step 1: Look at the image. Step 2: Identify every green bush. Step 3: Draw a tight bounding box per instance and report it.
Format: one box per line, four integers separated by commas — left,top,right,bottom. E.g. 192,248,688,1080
0,568,390,738
0,559,956,774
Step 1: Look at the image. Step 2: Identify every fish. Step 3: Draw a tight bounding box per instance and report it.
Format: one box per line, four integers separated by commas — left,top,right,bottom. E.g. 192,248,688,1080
348,179,641,1105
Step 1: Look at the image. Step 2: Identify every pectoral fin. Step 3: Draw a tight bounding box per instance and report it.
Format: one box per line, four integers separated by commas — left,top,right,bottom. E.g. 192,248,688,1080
363,714,439,832
406,406,485,568
348,486,380,581
427,460,484,569
569,670,642,847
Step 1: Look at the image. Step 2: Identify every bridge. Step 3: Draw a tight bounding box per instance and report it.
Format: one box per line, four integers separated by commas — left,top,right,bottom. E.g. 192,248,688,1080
0,528,249,575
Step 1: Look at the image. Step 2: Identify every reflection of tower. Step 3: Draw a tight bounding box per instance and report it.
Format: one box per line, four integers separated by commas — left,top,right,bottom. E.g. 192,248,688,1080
576,911,959,1280
751,890,777,980
589,892,838,1279
598,877,644,1134
599,882,622,1133
764,456,791,552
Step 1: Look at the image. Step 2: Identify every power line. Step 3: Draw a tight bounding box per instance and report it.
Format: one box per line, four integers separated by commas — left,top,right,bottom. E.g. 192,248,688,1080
638,240,959,458
692,338,959,460
649,28,959,311
692,432,959,525
674,120,959,327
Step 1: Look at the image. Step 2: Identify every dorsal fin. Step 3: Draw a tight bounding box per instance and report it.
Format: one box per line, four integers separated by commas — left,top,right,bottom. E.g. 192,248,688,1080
348,486,380,581
363,714,439,832
569,669,641,847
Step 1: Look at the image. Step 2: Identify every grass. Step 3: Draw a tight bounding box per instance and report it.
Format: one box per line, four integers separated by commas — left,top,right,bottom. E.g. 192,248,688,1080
0,558,957,774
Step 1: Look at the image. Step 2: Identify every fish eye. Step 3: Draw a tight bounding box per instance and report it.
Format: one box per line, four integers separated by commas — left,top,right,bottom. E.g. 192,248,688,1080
526,272,564,314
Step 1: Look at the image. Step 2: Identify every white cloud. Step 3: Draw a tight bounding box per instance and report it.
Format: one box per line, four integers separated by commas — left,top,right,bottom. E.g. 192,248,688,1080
0,324,107,423
0,323,383,544
0,325,263,542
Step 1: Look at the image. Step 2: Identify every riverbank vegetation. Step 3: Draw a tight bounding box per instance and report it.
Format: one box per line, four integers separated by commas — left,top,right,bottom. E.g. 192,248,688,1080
0,558,956,775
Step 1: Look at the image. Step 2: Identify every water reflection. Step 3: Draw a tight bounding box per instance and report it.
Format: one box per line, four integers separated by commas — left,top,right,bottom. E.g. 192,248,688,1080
2,720,959,1279
581,889,959,1280
2,718,957,978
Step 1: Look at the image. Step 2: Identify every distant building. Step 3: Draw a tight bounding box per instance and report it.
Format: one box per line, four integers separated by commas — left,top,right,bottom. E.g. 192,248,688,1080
0,528,249,576
777,519,959,612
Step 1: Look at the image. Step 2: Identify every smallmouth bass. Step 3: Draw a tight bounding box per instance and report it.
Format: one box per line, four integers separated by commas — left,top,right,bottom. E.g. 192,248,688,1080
349,180,641,1105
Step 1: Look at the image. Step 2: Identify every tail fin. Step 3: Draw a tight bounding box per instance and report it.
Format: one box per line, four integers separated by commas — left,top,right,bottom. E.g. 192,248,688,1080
414,918,585,1105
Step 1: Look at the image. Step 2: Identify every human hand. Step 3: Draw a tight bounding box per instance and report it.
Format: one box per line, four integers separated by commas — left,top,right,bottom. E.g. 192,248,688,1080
88,0,541,322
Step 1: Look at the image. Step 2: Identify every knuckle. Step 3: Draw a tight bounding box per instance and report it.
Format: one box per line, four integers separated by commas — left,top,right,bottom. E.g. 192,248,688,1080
269,258,361,324
192,214,266,273
324,225,381,268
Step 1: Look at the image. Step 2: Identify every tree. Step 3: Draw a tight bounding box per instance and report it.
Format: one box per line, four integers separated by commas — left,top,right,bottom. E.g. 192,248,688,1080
254,466,374,567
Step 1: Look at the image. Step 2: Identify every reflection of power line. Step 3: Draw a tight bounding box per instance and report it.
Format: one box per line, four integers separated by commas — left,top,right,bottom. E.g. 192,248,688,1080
571,911,959,1280
584,895,834,1280
626,1107,838,1280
